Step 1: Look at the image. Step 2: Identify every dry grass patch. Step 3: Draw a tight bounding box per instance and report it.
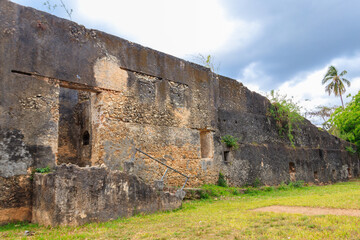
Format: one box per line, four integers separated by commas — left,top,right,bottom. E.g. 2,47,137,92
252,205,360,216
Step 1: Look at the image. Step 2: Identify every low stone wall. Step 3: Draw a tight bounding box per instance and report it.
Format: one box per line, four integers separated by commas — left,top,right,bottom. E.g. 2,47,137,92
32,164,183,226
0,175,32,225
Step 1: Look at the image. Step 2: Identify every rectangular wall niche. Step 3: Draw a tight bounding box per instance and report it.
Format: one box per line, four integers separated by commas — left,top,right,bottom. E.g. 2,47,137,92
223,151,230,163
200,130,214,159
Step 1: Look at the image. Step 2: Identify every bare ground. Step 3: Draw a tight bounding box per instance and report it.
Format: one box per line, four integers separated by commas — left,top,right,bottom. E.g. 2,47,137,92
251,205,360,217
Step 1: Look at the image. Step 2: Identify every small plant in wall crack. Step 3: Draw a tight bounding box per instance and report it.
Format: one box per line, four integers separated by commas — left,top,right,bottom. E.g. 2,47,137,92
35,166,51,173
30,166,51,180
221,135,239,149
193,54,220,74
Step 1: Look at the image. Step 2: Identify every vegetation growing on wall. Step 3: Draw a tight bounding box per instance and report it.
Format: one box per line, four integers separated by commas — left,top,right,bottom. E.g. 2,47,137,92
328,91,360,152
267,90,304,146
217,172,228,187
43,0,73,19
35,166,51,173
221,135,239,149
193,54,220,73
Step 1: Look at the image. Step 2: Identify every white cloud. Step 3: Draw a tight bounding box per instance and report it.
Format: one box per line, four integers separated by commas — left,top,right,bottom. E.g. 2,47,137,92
75,0,260,58
236,62,269,95
275,56,360,125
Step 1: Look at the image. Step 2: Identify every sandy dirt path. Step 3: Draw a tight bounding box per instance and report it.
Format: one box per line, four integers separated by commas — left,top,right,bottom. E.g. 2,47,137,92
251,205,360,217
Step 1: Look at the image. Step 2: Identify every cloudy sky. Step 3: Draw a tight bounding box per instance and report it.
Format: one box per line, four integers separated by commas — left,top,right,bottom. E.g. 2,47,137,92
12,0,360,125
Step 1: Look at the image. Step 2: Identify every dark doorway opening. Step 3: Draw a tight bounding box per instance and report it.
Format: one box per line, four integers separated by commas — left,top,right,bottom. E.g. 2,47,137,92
289,162,296,181
314,171,318,181
57,88,94,167
223,151,230,163
348,168,352,178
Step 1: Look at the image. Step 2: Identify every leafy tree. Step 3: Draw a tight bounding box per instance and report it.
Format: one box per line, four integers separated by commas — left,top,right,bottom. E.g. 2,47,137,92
328,91,360,151
322,66,351,108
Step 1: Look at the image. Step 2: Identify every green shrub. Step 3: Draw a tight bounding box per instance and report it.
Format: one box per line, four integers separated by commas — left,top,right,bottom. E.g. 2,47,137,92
217,172,228,187
221,135,239,149
233,189,240,195
244,187,260,195
201,185,243,198
199,191,210,199
263,186,275,192
277,181,288,190
253,177,261,188
289,180,304,188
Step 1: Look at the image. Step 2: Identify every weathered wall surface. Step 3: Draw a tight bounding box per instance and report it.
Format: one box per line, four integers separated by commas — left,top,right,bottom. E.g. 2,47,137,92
0,0,61,223
0,0,220,188
0,0,359,225
0,0,219,223
217,76,359,186
32,164,182,226
0,175,32,224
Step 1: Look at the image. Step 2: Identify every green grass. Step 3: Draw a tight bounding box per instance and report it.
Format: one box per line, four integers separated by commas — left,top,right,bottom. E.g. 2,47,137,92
1,180,360,239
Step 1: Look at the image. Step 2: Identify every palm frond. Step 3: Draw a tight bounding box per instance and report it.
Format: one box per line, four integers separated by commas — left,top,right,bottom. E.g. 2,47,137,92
341,78,351,87
339,70,347,76
328,65,338,75
323,66,338,83
325,83,333,95
322,76,334,84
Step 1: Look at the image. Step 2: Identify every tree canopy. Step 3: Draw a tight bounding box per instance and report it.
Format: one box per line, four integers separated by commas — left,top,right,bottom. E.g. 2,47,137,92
329,90,360,150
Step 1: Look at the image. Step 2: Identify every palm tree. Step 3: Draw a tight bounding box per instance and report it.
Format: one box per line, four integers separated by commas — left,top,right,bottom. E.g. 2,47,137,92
322,66,351,108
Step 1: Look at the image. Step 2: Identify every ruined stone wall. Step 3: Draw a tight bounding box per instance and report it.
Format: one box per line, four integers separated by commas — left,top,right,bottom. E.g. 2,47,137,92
92,60,219,187
0,0,359,225
217,75,359,186
0,0,219,223
32,164,182,226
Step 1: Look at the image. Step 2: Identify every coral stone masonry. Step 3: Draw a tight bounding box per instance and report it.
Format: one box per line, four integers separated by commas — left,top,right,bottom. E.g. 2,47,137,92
0,0,359,225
